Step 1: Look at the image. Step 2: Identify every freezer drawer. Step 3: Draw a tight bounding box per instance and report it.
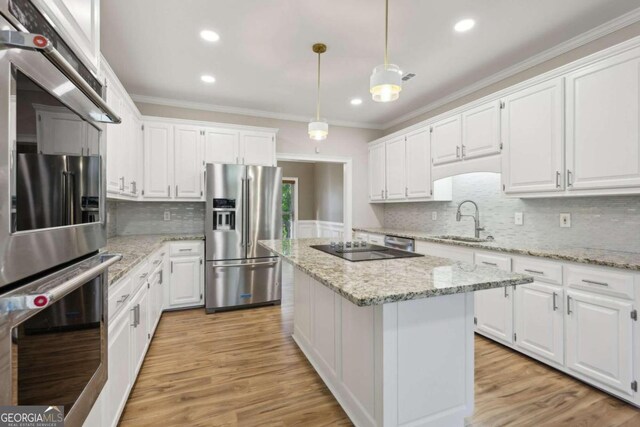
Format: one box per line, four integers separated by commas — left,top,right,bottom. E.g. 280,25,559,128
205,258,281,312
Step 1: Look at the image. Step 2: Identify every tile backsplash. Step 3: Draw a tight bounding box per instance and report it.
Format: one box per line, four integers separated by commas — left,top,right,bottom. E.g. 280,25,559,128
108,201,205,236
384,173,640,252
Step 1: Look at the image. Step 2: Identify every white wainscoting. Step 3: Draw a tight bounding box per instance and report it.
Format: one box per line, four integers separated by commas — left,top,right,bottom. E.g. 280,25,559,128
297,220,344,239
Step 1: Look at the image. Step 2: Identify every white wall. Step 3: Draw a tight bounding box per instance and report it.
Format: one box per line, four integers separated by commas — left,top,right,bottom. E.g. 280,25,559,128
135,102,384,228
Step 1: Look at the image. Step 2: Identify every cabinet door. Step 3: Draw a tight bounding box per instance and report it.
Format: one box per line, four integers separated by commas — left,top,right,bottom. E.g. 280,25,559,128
148,270,163,335
461,100,501,160
106,308,132,427
502,79,564,194
239,131,275,166
130,285,150,377
368,143,386,201
203,128,239,164
431,115,461,165
120,107,132,194
37,109,86,155
405,128,431,199
143,122,173,199
106,85,123,193
385,137,406,200
174,125,203,199
515,282,563,364
169,256,203,307
566,46,640,190
474,254,513,345
566,290,633,395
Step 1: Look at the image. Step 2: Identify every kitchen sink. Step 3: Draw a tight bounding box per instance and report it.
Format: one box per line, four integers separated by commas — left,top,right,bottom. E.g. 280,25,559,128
432,235,494,243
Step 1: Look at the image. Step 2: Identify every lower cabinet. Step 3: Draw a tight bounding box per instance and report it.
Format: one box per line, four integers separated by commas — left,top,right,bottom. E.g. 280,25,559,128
474,253,514,345
565,289,634,395
167,242,204,309
514,282,564,365
130,282,150,377
105,301,133,427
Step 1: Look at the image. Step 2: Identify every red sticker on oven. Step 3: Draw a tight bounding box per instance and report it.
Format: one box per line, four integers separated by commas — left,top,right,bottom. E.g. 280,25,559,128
33,35,48,48
26,294,49,308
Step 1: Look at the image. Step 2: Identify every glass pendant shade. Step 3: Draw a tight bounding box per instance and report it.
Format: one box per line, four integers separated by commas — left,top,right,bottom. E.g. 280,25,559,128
370,63,402,102
308,119,328,141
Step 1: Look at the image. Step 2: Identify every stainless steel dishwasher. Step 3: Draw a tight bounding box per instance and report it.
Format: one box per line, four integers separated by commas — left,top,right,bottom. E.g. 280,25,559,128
384,235,415,252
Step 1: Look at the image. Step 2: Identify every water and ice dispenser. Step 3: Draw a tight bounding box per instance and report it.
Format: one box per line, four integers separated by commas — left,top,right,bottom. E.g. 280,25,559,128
212,198,236,231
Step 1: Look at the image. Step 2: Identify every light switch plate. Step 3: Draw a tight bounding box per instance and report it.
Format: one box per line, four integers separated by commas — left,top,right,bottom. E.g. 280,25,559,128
164,211,171,221
432,212,437,221
560,213,571,228
514,212,524,225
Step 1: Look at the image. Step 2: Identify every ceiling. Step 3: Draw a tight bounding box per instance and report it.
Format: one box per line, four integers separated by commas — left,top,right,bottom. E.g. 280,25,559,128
101,1,640,129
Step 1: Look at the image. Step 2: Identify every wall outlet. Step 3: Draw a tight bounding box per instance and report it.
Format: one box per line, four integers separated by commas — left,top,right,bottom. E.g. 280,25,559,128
432,212,437,221
514,212,524,225
560,213,571,228
164,211,171,221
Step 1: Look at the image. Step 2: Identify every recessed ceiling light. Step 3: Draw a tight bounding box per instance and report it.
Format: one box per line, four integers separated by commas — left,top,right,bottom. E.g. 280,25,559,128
350,98,363,106
200,30,220,42
454,19,475,32
201,75,216,83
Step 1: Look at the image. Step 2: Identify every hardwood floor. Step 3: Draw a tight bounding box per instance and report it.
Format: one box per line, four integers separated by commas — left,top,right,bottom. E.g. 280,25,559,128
119,264,639,426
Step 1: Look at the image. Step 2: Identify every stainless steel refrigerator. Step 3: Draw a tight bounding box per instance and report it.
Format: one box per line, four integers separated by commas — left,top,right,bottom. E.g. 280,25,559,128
205,163,282,313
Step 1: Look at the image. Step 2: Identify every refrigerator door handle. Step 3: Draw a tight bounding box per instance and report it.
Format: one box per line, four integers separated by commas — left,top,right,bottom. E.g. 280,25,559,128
246,176,252,248
240,176,246,248
211,259,279,268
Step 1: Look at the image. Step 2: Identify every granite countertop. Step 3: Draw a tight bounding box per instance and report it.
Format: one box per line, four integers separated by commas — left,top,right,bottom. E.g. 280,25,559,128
259,238,532,306
353,227,640,271
104,234,204,285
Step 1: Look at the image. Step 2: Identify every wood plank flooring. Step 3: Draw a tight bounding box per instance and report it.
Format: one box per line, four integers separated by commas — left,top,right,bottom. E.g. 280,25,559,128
119,264,639,426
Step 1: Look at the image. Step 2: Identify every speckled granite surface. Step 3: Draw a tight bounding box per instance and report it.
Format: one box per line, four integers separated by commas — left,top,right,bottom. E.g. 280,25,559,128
259,238,532,306
353,228,640,271
104,234,204,285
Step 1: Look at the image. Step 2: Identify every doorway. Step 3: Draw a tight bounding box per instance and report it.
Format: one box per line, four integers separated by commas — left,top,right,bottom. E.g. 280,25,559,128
282,178,298,239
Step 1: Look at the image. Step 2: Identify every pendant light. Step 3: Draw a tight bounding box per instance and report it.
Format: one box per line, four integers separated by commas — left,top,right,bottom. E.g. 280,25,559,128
309,43,328,141
370,0,402,102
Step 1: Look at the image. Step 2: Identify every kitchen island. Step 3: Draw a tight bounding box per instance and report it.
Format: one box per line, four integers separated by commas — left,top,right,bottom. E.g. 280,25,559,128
259,238,533,427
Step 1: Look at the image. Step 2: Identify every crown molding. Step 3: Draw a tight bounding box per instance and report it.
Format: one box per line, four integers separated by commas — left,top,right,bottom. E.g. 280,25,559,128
381,6,640,130
130,94,384,130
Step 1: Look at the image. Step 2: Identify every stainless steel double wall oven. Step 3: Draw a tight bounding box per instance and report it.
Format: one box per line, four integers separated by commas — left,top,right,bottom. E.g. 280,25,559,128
0,1,121,426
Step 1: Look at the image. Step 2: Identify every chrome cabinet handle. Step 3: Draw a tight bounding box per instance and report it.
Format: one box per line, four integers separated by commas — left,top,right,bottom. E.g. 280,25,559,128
567,169,573,187
130,306,136,326
482,261,498,267
381,189,384,199
117,293,130,304
456,146,460,158
524,269,544,275
139,272,148,279
405,187,408,197
119,176,125,191
582,279,608,287
178,248,192,252
552,292,558,311
504,286,509,298
567,295,572,315
461,145,466,157
153,259,161,265
175,185,178,197
167,185,171,197
555,171,561,188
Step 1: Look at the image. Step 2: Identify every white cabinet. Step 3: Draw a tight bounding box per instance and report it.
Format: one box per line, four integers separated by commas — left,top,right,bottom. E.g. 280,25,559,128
240,131,276,166
565,289,634,395
173,125,203,200
502,78,564,194
130,283,150,377
385,136,406,200
368,142,386,201
148,264,164,336
169,257,203,308
143,122,174,199
474,253,513,345
515,282,564,365
33,0,100,73
405,128,432,199
566,46,640,191
461,100,501,160
203,128,239,164
431,115,461,165
105,305,132,427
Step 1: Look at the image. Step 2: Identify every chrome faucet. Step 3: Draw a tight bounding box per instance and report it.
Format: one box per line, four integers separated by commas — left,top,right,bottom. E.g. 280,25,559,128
456,200,484,238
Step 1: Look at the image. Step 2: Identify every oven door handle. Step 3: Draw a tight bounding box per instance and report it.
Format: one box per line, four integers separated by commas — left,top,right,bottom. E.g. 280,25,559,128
0,30,122,124
0,253,122,313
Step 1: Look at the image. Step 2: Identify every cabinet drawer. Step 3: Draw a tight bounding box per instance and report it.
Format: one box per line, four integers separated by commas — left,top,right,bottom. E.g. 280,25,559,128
149,248,167,270
513,257,563,285
170,241,203,257
475,252,511,271
354,232,368,241
131,259,150,292
566,265,634,300
109,276,133,318
367,234,384,245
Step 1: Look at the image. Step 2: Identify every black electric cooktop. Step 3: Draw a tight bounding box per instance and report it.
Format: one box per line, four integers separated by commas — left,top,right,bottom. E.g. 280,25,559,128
311,243,424,262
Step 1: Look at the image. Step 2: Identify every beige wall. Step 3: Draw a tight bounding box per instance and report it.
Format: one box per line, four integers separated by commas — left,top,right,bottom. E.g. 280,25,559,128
136,102,385,228
279,161,316,220
314,162,344,223
385,21,640,134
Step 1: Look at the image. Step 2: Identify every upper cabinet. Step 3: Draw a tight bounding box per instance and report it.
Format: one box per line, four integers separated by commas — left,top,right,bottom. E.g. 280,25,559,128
565,46,640,191
369,127,451,203
204,129,239,164
143,122,174,199
501,78,564,194
461,101,501,160
173,125,204,200
431,115,462,165
33,0,101,73
240,131,276,166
